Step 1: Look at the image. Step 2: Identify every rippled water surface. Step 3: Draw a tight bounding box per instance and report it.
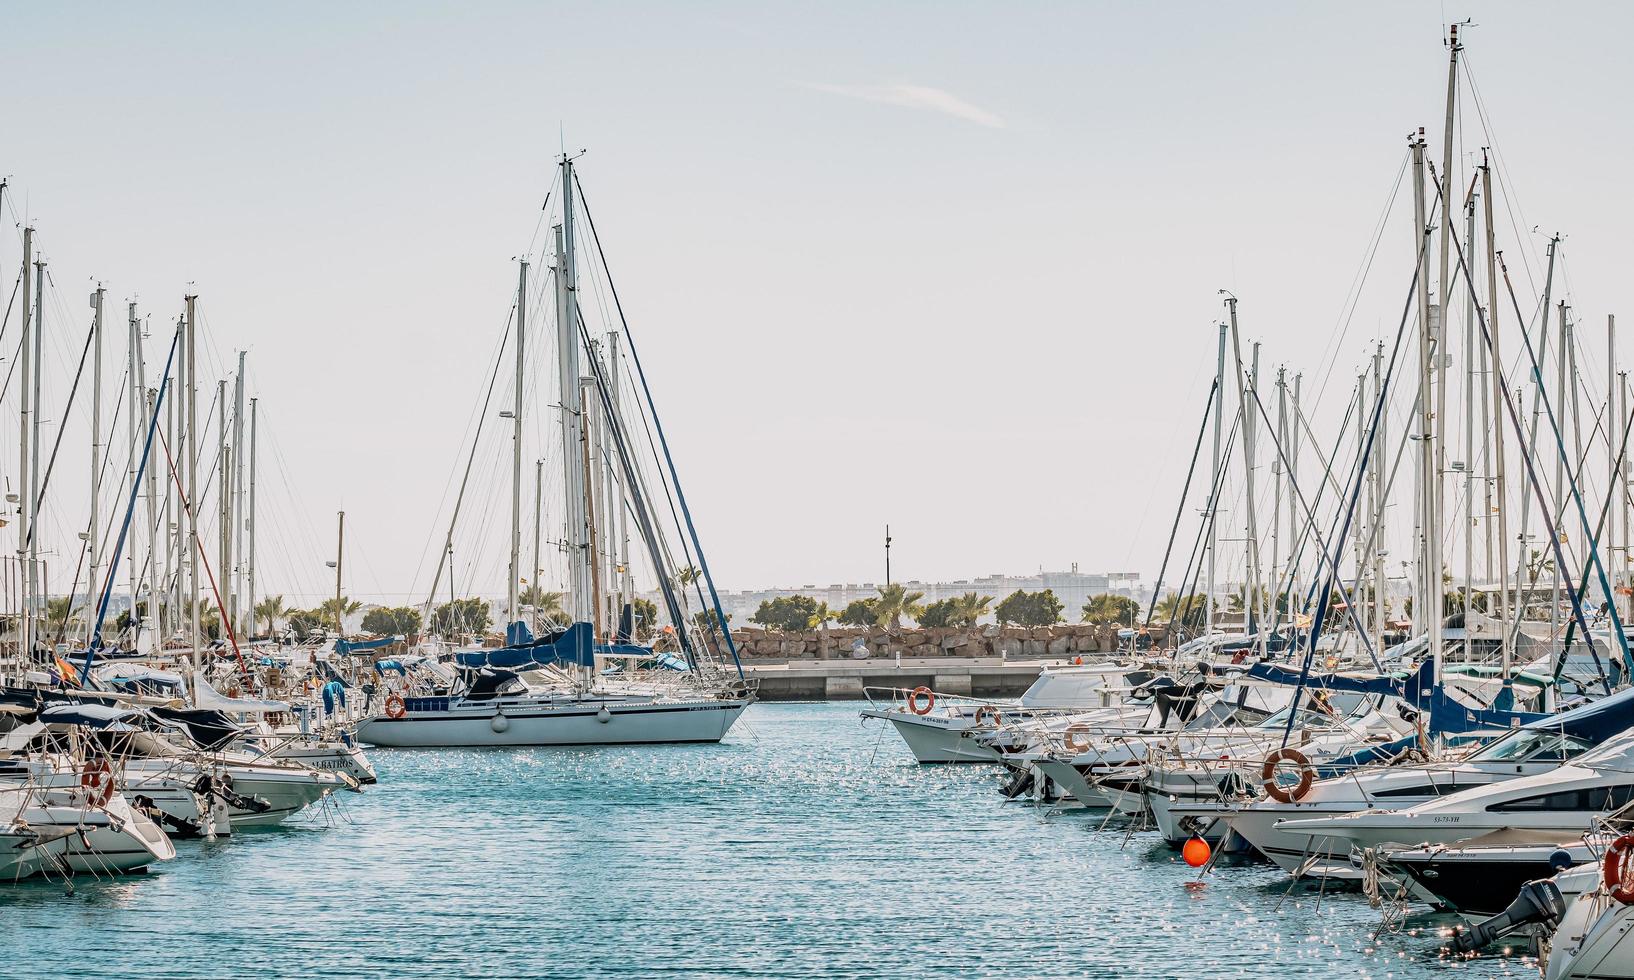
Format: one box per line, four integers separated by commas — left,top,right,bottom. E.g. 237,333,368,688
2,703,1533,978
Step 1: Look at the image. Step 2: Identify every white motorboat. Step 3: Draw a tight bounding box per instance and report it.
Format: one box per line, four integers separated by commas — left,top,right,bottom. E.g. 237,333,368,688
859,663,1145,764
1277,732,1634,856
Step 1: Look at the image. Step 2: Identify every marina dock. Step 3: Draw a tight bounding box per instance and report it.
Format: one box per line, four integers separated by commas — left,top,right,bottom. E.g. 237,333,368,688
743,656,1056,701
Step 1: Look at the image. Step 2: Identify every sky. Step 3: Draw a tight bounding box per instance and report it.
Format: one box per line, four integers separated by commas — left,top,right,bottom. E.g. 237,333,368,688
6,1,1634,607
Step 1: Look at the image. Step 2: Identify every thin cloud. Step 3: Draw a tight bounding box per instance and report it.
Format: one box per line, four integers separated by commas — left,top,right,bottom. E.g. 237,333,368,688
805,82,1005,129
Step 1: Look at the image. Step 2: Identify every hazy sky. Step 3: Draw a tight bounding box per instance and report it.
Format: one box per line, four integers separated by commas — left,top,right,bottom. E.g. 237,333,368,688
7,1,1634,607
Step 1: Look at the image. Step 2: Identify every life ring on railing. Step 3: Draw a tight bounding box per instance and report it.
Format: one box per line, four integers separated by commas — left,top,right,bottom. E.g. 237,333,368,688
907,687,936,715
1261,747,1314,803
1603,834,1634,904
384,695,407,720
81,759,114,806
973,705,1003,727
1063,726,1093,753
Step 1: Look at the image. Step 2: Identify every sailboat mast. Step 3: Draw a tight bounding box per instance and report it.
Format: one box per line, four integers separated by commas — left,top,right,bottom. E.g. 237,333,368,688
608,330,632,608
556,156,590,626
334,510,345,640
1481,158,1510,678
246,398,256,640
1371,344,1387,641
1463,192,1477,623
185,294,199,668
127,302,143,635
1412,130,1442,675
509,259,527,629
144,383,160,649
1205,322,1227,635
88,286,104,642
217,378,228,640
231,351,246,638
29,256,44,653
16,226,32,660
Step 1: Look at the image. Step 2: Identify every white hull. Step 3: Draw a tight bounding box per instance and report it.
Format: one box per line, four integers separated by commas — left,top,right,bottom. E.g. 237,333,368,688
357,697,749,748
862,711,1000,764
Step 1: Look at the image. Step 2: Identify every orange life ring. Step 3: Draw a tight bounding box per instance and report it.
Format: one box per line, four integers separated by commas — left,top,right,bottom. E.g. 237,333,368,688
81,759,114,807
973,705,1003,727
1063,726,1093,753
1262,747,1314,803
385,694,407,719
1604,834,1634,904
907,687,935,715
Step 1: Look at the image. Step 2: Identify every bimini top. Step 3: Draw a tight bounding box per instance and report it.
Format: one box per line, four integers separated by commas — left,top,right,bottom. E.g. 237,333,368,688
455,621,594,671
38,703,140,730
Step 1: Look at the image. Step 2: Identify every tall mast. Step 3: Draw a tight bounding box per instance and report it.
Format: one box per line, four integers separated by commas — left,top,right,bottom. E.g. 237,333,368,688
1412,130,1442,673
1205,321,1227,634
217,378,229,643
87,285,104,643
1552,266,1567,641
532,458,543,616
1372,343,1387,640
1611,314,1621,613
230,351,246,638
127,302,143,638
29,256,44,652
16,227,32,660
1433,27,1460,615
1290,372,1302,602
1225,298,1263,649
1270,366,1286,634
334,510,345,639
185,294,199,667
508,259,527,629
1481,157,1510,678
609,330,632,607
1463,190,1477,623
556,156,590,624
143,382,159,651
247,398,257,640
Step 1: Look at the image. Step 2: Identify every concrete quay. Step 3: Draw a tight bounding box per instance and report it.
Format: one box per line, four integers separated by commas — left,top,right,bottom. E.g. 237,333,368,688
742,656,1058,702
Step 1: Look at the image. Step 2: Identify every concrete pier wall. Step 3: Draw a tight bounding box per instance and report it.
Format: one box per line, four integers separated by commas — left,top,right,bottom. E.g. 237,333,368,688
745,658,1057,702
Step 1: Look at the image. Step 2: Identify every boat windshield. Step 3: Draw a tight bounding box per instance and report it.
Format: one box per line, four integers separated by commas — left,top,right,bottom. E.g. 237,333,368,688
1467,727,1593,763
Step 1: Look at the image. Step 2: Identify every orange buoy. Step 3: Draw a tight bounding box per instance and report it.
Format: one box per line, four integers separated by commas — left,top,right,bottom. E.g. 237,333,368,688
907,686,936,715
1605,834,1634,904
1182,837,1211,868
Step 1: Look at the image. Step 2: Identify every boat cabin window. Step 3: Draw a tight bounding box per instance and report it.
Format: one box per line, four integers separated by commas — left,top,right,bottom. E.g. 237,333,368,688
1468,729,1593,764
1488,783,1634,812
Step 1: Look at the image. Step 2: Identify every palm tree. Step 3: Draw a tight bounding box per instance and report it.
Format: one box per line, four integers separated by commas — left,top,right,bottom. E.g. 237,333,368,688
316,595,363,632
872,583,926,630
673,566,702,589
255,595,288,638
519,585,566,624
949,592,993,628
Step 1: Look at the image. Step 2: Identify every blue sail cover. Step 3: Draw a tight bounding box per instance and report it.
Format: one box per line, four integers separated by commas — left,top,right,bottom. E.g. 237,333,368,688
336,636,397,656
1244,659,1549,735
1523,683,1634,742
455,621,594,671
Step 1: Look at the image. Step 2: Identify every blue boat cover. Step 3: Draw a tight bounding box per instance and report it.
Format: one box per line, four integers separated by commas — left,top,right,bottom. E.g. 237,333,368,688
1523,683,1634,742
455,622,594,671
1245,659,1550,735
337,636,397,656
372,660,406,675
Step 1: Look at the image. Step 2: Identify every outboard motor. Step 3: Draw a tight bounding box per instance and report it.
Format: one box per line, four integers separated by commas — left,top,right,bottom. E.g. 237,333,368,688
1447,878,1567,954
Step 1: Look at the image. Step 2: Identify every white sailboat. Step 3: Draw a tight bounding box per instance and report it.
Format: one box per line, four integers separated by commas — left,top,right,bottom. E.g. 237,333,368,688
357,155,753,749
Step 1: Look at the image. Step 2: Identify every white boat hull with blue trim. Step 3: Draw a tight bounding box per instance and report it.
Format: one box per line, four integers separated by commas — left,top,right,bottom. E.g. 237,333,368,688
356,692,750,748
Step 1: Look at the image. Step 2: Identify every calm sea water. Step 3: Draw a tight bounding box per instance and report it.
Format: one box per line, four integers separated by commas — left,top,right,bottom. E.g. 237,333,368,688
3,703,1532,979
